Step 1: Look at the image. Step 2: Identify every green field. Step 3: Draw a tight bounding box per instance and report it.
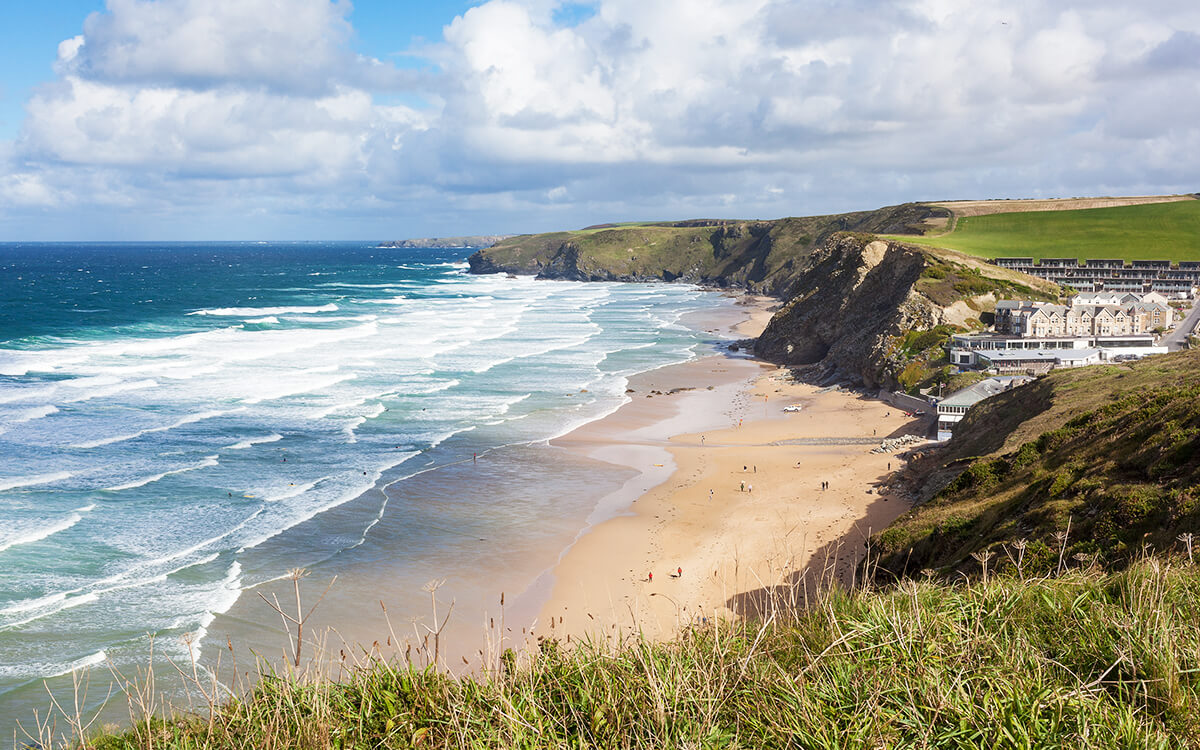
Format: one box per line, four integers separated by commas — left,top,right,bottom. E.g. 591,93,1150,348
889,200,1200,261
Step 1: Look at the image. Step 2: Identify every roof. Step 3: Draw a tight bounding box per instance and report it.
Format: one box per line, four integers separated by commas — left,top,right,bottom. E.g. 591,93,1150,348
978,348,1100,363
939,377,1030,409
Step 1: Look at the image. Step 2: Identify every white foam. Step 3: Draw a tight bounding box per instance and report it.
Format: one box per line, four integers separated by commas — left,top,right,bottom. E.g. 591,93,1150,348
61,378,158,403
188,304,339,316
0,649,108,680
4,404,58,424
0,510,88,553
104,455,220,491
245,316,279,324
0,385,59,404
0,593,99,631
49,650,107,677
72,408,244,449
224,433,283,450
283,314,377,323
262,478,322,502
239,372,358,404
188,560,245,661
0,471,72,492
0,591,68,616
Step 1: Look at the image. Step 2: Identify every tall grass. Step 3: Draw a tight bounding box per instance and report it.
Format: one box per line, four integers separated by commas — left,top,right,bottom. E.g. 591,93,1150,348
25,556,1200,749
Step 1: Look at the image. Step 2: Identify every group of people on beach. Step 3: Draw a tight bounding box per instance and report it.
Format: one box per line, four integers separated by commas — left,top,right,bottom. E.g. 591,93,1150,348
646,567,682,583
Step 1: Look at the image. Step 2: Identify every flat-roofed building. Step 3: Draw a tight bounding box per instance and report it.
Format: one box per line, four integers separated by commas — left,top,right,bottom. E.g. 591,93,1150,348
936,376,1033,441
976,348,1100,374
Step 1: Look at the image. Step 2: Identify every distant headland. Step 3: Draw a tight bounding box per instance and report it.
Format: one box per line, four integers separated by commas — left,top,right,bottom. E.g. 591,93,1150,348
377,235,512,249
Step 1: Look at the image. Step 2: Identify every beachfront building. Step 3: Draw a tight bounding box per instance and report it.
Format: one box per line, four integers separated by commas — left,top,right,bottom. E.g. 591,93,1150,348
948,332,1167,369
975,348,1100,375
936,376,1034,442
990,258,1199,297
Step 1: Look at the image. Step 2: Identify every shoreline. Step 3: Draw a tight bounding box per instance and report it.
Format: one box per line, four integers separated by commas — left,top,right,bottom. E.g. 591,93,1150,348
530,299,924,645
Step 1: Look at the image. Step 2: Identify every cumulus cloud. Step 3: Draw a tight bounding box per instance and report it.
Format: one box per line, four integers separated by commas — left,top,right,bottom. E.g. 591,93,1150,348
3,0,1200,238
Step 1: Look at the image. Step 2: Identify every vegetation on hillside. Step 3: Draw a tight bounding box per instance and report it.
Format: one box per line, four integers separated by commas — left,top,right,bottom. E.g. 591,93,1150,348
892,200,1200,261
56,560,1200,749
915,255,1058,306
875,350,1200,579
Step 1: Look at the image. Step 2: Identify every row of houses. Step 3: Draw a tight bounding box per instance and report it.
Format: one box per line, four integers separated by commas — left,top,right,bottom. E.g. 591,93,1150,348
990,258,1199,295
993,294,1174,339
932,290,1178,440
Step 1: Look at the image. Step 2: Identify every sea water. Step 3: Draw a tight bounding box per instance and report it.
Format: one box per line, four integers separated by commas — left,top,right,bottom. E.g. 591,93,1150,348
0,242,734,729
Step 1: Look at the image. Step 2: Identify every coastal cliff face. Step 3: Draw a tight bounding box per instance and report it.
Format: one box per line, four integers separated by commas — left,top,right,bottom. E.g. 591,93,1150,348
467,203,946,297
754,236,938,387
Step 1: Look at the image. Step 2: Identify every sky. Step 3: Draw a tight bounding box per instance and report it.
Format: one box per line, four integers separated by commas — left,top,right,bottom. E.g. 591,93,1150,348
0,0,1198,241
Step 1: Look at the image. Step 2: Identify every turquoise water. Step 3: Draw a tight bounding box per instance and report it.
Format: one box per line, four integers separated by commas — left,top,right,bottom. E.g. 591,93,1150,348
0,242,732,729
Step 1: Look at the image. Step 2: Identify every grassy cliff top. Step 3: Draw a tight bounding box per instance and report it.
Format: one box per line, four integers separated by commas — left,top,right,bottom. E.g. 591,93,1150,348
75,560,1200,748
889,198,1200,261
473,203,1068,303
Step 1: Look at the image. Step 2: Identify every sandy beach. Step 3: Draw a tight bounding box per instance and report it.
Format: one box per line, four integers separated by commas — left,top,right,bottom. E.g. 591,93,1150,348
533,299,924,645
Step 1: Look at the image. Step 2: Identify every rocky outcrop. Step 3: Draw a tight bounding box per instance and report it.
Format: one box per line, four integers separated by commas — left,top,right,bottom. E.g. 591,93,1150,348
755,236,941,388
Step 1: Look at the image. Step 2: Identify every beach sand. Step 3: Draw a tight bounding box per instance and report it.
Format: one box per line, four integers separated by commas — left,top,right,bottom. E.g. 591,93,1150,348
532,301,925,646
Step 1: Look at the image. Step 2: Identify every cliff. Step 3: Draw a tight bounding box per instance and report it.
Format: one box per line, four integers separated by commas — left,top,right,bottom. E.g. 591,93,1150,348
467,203,947,298
754,236,932,387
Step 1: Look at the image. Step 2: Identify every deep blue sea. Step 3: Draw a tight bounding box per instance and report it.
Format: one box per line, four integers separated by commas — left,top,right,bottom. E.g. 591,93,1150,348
0,242,733,730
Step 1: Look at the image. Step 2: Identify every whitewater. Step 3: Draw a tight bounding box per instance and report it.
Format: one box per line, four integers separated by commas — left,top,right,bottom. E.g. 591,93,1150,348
0,241,733,727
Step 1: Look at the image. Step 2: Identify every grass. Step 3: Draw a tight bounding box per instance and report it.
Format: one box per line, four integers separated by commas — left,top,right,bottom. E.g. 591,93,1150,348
876,349,1200,579
43,558,1200,749
883,200,1200,261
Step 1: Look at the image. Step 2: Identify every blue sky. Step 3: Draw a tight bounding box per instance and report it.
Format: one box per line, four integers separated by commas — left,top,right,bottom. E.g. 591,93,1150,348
1,0,1198,240
0,2,472,138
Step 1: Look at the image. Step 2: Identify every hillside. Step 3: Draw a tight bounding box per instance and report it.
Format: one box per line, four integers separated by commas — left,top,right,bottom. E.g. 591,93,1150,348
875,349,1200,580
892,198,1200,261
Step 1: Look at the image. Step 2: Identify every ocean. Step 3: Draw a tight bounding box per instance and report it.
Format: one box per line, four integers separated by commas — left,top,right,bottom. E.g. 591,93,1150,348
0,242,736,730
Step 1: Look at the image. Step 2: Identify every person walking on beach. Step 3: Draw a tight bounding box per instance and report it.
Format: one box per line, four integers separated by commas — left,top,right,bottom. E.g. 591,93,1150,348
748,484,753,493
740,480,745,492
709,488,714,501
648,572,653,582
677,567,683,578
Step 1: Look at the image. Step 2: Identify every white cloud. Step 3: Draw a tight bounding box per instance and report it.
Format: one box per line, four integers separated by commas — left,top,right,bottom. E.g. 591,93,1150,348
65,0,360,93
3,0,1200,238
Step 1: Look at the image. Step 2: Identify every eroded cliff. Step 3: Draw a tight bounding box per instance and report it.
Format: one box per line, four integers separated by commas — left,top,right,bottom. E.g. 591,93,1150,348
754,236,937,387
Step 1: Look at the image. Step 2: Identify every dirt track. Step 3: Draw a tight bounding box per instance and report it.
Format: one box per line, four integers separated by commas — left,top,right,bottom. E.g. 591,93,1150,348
931,195,1195,217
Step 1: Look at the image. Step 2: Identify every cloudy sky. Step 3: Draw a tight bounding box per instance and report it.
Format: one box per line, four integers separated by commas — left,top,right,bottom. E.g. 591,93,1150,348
1,0,1198,240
